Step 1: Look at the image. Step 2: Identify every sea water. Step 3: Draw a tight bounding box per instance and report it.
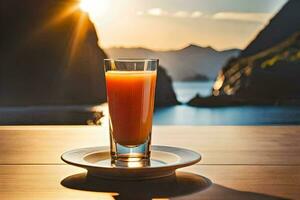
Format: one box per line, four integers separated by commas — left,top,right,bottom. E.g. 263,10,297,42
154,81,300,125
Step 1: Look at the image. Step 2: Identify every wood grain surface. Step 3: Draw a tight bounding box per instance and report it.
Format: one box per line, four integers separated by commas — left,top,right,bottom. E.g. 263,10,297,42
0,126,299,199
0,126,299,165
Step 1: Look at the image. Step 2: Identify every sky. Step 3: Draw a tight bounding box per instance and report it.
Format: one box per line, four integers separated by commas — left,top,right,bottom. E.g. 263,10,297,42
84,0,288,51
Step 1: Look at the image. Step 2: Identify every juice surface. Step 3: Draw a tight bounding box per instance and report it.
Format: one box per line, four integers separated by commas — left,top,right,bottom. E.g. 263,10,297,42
105,71,157,146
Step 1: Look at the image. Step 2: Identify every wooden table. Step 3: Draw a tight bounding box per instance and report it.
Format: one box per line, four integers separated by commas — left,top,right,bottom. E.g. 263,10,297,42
0,126,299,199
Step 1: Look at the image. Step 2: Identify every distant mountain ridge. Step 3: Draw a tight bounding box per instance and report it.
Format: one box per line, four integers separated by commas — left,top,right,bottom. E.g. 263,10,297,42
105,44,240,81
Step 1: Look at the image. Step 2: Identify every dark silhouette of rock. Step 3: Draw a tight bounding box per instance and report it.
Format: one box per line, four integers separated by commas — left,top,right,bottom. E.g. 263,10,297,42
0,0,179,108
188,94,242,107
241,0,300,57
155,66,180,107
187,94,273,107
0,0,107,106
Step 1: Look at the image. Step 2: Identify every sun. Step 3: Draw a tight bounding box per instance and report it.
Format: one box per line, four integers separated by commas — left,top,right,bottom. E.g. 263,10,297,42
79,0,111,19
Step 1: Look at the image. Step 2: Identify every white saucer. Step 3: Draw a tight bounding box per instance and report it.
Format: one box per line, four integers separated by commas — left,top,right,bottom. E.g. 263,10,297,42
61,145,201,180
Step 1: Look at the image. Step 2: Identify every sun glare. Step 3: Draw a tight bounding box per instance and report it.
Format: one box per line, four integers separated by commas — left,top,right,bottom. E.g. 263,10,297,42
79,0,111,19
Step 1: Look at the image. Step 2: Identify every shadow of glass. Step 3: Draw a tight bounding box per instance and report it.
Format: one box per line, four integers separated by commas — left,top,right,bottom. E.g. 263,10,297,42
61,171,212,199
61,172,289,200
200,184,290,200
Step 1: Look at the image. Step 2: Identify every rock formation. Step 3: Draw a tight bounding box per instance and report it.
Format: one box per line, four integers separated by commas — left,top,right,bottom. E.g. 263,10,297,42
155,66,180,107
205,32,300,106
190,0,300,106
241,0,300,57
0,0,107,105
0,0,179,107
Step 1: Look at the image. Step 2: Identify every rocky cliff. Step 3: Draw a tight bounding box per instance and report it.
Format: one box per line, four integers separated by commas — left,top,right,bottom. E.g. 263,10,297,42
241,0,300,57
214,32,300,100
0,0,107,105
190,0,300,107
156,66,180,107
0,0,178,107
189,32,300,107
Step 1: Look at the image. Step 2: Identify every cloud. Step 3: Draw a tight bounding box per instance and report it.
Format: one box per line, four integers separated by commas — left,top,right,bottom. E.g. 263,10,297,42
147,8,168,16
137,8,202,19
136,9,272,23
213,12,273,23
191,11,203,18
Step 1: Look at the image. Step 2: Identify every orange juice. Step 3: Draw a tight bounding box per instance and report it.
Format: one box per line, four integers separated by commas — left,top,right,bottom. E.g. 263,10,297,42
105,71,157,146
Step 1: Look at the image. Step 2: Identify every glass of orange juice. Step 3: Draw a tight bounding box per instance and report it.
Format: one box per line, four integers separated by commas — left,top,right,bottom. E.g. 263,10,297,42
104,59,158,166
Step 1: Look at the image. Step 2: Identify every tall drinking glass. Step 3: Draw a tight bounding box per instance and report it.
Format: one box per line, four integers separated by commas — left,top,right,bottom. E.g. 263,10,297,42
104,59,158,166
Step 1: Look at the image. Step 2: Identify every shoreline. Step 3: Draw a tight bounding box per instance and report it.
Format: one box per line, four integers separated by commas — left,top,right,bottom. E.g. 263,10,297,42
187,94,300,107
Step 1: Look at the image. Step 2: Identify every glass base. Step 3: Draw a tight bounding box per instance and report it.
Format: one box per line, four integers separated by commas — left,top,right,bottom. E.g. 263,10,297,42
110,135,151,167
111,158,150,168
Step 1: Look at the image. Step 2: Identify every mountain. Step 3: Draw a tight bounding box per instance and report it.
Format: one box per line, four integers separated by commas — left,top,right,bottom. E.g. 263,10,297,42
191,0,300,107
155,67,180,106
214,32,300,100
241,0,300,57
0,0,107,105
0,0,178,108
105,45,240,81
189,32,300,107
